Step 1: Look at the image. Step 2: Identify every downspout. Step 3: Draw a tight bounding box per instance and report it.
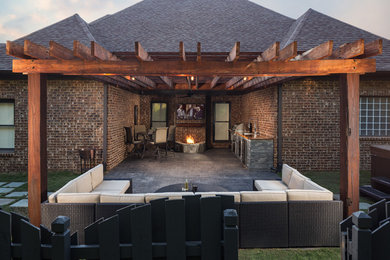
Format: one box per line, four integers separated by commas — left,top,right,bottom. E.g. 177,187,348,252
277,84,283,172
103,83,108,171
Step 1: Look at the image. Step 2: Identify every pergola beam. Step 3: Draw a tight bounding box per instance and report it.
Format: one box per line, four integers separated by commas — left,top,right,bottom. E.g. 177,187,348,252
13,59,376,76
210,76,220,89
357,39,383,59
294,40,333,61
180,41,186,61
277,41,297,61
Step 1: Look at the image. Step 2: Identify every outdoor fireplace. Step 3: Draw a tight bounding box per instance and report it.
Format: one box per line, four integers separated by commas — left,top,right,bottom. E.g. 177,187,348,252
176,135,206,153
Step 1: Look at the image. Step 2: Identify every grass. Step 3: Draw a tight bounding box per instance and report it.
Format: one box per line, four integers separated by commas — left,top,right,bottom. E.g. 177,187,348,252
0,171,79,192
239,248,340,260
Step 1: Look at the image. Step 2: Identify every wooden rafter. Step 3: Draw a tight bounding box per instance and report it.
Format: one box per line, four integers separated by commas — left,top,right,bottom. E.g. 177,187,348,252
197,42,201,62
277,41,297,61
210,76,220,89
49,41,76,60
6,41,30,59
180,41,186,61
330,39,364,59
226,42,240,62
24,40,50,59
135,42,173,88
357,39,383,59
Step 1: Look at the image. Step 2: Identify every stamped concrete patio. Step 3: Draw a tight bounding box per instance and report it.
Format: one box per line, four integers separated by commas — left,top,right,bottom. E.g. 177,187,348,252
105,149,278,193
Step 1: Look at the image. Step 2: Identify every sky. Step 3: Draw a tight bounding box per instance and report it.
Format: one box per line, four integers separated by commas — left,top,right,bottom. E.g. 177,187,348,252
0,0,389,42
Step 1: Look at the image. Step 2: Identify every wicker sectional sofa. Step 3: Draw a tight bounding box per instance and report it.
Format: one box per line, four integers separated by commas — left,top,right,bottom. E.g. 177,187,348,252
42,164,342,248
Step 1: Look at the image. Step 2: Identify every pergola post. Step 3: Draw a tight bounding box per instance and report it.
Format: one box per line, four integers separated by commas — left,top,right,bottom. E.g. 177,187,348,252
28,73,47,226
340,73,360,217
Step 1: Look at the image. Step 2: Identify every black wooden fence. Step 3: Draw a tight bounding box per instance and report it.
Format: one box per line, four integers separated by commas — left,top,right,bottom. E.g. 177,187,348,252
340,199,390,260
0,195,238,260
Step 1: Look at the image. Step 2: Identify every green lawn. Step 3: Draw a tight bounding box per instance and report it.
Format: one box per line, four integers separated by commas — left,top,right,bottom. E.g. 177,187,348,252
0,171,79,192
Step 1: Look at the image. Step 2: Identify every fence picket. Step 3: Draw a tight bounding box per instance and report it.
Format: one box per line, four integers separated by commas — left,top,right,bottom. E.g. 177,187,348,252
372,221,390,259
85,217,103,245
184,195,201,241
99,215,120,260
0,210,11,260
131,204,152,260
201,196,222,260
151,198,167,242
11,212,29,243
70,232,78,245
117,204,135,243
20,219,41,260
165,199,186,260
40,224,53,244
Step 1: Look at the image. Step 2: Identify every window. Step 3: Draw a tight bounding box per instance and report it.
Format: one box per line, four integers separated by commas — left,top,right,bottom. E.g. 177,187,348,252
360,97,390,136
0,100,15,151
151,102,167,127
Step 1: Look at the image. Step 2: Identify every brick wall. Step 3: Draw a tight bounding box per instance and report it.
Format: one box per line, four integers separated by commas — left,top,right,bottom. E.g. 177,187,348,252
106,85,140,170
281,77,390,171
241,87,278,166
0,79,104,173
0,80,28,172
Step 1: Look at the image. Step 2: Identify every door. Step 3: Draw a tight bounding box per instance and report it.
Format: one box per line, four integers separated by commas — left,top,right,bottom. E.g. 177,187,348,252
213,102,230,141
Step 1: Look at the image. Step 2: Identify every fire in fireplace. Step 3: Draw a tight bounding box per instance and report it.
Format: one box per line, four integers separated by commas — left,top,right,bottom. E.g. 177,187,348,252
186,135,195,144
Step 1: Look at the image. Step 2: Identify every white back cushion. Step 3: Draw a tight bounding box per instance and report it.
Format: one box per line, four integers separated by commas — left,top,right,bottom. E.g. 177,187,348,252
75,172,93,193
288,170,308,189
48,180,77,203
90,164,104,189
100,193,145,203
304,179,325,191
145,192,190,203
282,164,294,185
57,193,100,203
240,191,287,202
195,192,241,203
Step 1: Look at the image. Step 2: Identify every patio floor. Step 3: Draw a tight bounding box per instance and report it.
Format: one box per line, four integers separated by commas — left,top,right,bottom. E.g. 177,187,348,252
105,148,278,193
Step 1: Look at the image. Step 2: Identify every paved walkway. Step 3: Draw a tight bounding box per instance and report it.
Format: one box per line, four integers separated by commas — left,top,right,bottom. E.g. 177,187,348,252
106,149,279,193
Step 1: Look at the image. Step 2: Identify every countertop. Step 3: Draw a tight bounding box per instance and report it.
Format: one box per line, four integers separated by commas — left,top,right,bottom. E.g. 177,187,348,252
235,133,273,140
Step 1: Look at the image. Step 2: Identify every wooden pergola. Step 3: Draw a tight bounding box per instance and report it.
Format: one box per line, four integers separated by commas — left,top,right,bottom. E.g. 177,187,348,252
6,38,382,225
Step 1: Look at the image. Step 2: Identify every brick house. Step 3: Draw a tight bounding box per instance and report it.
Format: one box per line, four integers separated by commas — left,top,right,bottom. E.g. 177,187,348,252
0,0,389,173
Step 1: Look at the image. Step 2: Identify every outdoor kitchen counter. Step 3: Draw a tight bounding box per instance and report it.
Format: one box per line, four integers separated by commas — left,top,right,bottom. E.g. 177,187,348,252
233,133,274,170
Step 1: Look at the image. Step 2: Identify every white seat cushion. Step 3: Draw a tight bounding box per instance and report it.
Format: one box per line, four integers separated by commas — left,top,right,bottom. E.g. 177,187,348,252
57,193,100,203
90,164,104,189
145,192,191,203
286,189,333,201
254,180,288,191
240,191,287,202
92,180,130,194
100,193,145,203
75,172,93,193
195,192,241,203
282,164,295,185
288,170,309,189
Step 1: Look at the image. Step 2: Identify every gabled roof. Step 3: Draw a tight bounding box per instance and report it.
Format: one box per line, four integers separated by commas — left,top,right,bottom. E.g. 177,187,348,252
281,9,390,71
1,1,389,71
89,0,294,52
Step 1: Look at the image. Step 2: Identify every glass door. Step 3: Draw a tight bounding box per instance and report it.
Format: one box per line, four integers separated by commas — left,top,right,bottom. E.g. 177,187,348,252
214,102,230,141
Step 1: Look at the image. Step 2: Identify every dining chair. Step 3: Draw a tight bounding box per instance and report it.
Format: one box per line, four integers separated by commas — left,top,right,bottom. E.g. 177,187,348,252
149,127,168,159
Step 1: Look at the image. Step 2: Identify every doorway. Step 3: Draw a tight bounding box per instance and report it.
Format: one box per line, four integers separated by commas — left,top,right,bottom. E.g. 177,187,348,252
213,102,230,142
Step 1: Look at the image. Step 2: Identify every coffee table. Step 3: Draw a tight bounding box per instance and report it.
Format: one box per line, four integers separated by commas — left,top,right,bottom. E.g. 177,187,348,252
155,183,228,193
